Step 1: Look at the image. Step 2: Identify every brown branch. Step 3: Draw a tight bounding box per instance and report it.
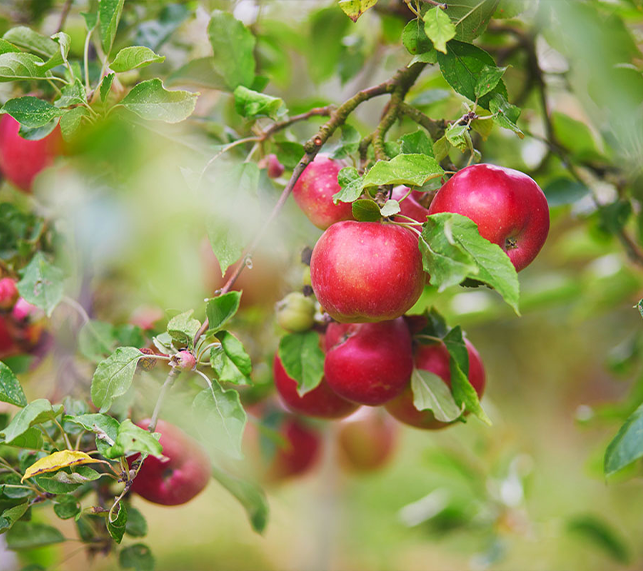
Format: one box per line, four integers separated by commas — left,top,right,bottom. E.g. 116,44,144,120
260,106,333,140
399,102,448,140
56,0,74,33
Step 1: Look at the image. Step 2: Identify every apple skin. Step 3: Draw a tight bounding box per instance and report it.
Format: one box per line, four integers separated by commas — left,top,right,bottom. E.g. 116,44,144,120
130,419,211,506
273,352,360,419
268,416,322,481
337,409,398,472
261,154,285,179
0,115,62,193
310,221,425,323
385,339,486,430
0,316,18,360
391,186,430,224
324,318,413,406
292,156,354,230
427,164,550,271
0,278,19,310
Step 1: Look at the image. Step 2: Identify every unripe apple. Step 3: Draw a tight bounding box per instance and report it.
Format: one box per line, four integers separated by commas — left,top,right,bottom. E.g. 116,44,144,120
130,306,164,331
428,164,550,271
385,339,486,430
273,351,359,419
0,115,62,192
310,221,425,323
260,154,285,179
391,186,430,224
292,156,353,229
0,278,19,310
337,409,398,472
268,416,322,481
275,292,316,333
130,419,211,506
324,318,413,405
172,350,196,371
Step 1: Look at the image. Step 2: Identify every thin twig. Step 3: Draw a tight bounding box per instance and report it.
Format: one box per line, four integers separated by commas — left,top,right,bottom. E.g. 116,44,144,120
56,0,73,33
149,368,180,432
399,102,448,140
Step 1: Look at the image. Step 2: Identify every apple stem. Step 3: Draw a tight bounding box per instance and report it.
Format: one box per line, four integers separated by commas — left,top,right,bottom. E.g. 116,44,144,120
148,368,181,433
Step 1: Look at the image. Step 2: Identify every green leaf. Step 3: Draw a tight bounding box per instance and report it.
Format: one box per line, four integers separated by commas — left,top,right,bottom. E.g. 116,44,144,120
2,97,62,130
18,119,58,141
278,331,324,396
125,506,147,538
475,64,507,98
333,166,364,204
400,129,434,157
489,93,523,137
104,419,162,459
16,251,63,317
0,503,29,533
120,543,155,571
307,7,350,83
36,32,70,72
363,154,444,188
0,39,21,55
1,427,42,450
0,362,27,407
82,11,99,31
338,0,379,22
134,3,190,51
567,515,630,564
402,18,432,55
552,111,604,162
411,368,463,423
331,124,361,160
99,0,125,56
192,381,246,459
437,41,507,109
275,141,304,168
352,199,382,222
206,221,244,278
0,52,46,82
166,57,227,90
90,347,142,413
107,503,127,544
423,7,456,54
443,327,491,425
206,292,241,332
167,310,201,347
445,0,499,42
380,199,401,217
604,402,643,476
53,495,80,520
100,73,115,102
212,331,252,385
6,522,64,550
60,107,89,141
543,178,590,207
110,46,165,73
638,299,643,319
120,79,197,123
445,123,471,152
420,213,520,313
3,27,57,58
208,10,256,90
1,399,63,443
234,86,286,121
211,465,268,534
65,413,119,456
599,200,632,235
78,320,115,362
55,79,87,108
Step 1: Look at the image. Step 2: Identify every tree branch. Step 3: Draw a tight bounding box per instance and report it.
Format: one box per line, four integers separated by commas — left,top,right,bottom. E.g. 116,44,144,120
399,102,448,140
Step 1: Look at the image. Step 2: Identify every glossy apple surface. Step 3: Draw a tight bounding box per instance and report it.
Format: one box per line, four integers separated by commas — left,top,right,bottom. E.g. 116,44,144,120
273,352,359,419
428,164,549,271
268,416,322,480
0,115,62,192
391,186,430,224
324,318,413,405
292,156,353,229
310,221,425,323
385,339,486,430
130,419,211,506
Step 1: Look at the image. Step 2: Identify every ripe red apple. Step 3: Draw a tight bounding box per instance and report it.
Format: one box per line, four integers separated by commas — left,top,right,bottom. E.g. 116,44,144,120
324,318,413,405
427,164,549,271
391,186,430,224
0,278,18,310
0,316,18,360
130,419,211,506
310,221,425,323
260,154,285,179
292,155,353,229
337,409,398,472
268,416,322,481
273,351,360,419
0,115,62,193
385,339,486,430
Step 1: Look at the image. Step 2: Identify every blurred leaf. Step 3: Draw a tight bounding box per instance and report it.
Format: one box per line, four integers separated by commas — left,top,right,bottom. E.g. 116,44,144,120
234,86,286,121
424,7,456,54
420,213,520,313
333,166,364,204
167,310,200,347
638,300,643,319
278,331,324,396
104,419,162,459
110,46,165,73
192,380,246,459
53,495,80,520
22,451,106,481
402,18,432,55
16,252,63,317
211,465,269,534
99,0,125,55
363,154,444,187
605,402,643,476
338,0,379,22
400,129,434,157
275,141,304,168
134,4,190,51
445,0,499,41
411,368,462,422
208,10,256,90
1,399,63,444
2,97,62,129
0,362,27,407
307,7,350,83
0,503,28,533
567,515,630,563
91,347,142,413
6,522,64,550
125,506,147,538
543,178,590,207
352,199,381,221
78,321,116,362
212,331,252,385
332,124,361,159
119,543,155,571
120,79,197,123
3,27,57,57
494,0,527,18
166,58,227,90
552,111,604,162
599,201,631,235
60,107,89,141
206,292,241,332
207,222,244,278
107,503,127,544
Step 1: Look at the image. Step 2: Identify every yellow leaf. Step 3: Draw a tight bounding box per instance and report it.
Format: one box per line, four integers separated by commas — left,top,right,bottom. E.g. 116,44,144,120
21,450,108,482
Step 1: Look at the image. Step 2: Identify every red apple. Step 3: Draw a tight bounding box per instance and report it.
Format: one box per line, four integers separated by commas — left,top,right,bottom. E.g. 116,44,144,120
273,350,360,419
337,409,398,472
0,115,62,193
310,221,425,323
0,278,18,310
427,164,549,271
324,318,413,405
292,155,353,230
391,186,430,224
268,416,322,481
260,154,285,179
0,316,18,360
385,339,486,430
130,419,211,506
